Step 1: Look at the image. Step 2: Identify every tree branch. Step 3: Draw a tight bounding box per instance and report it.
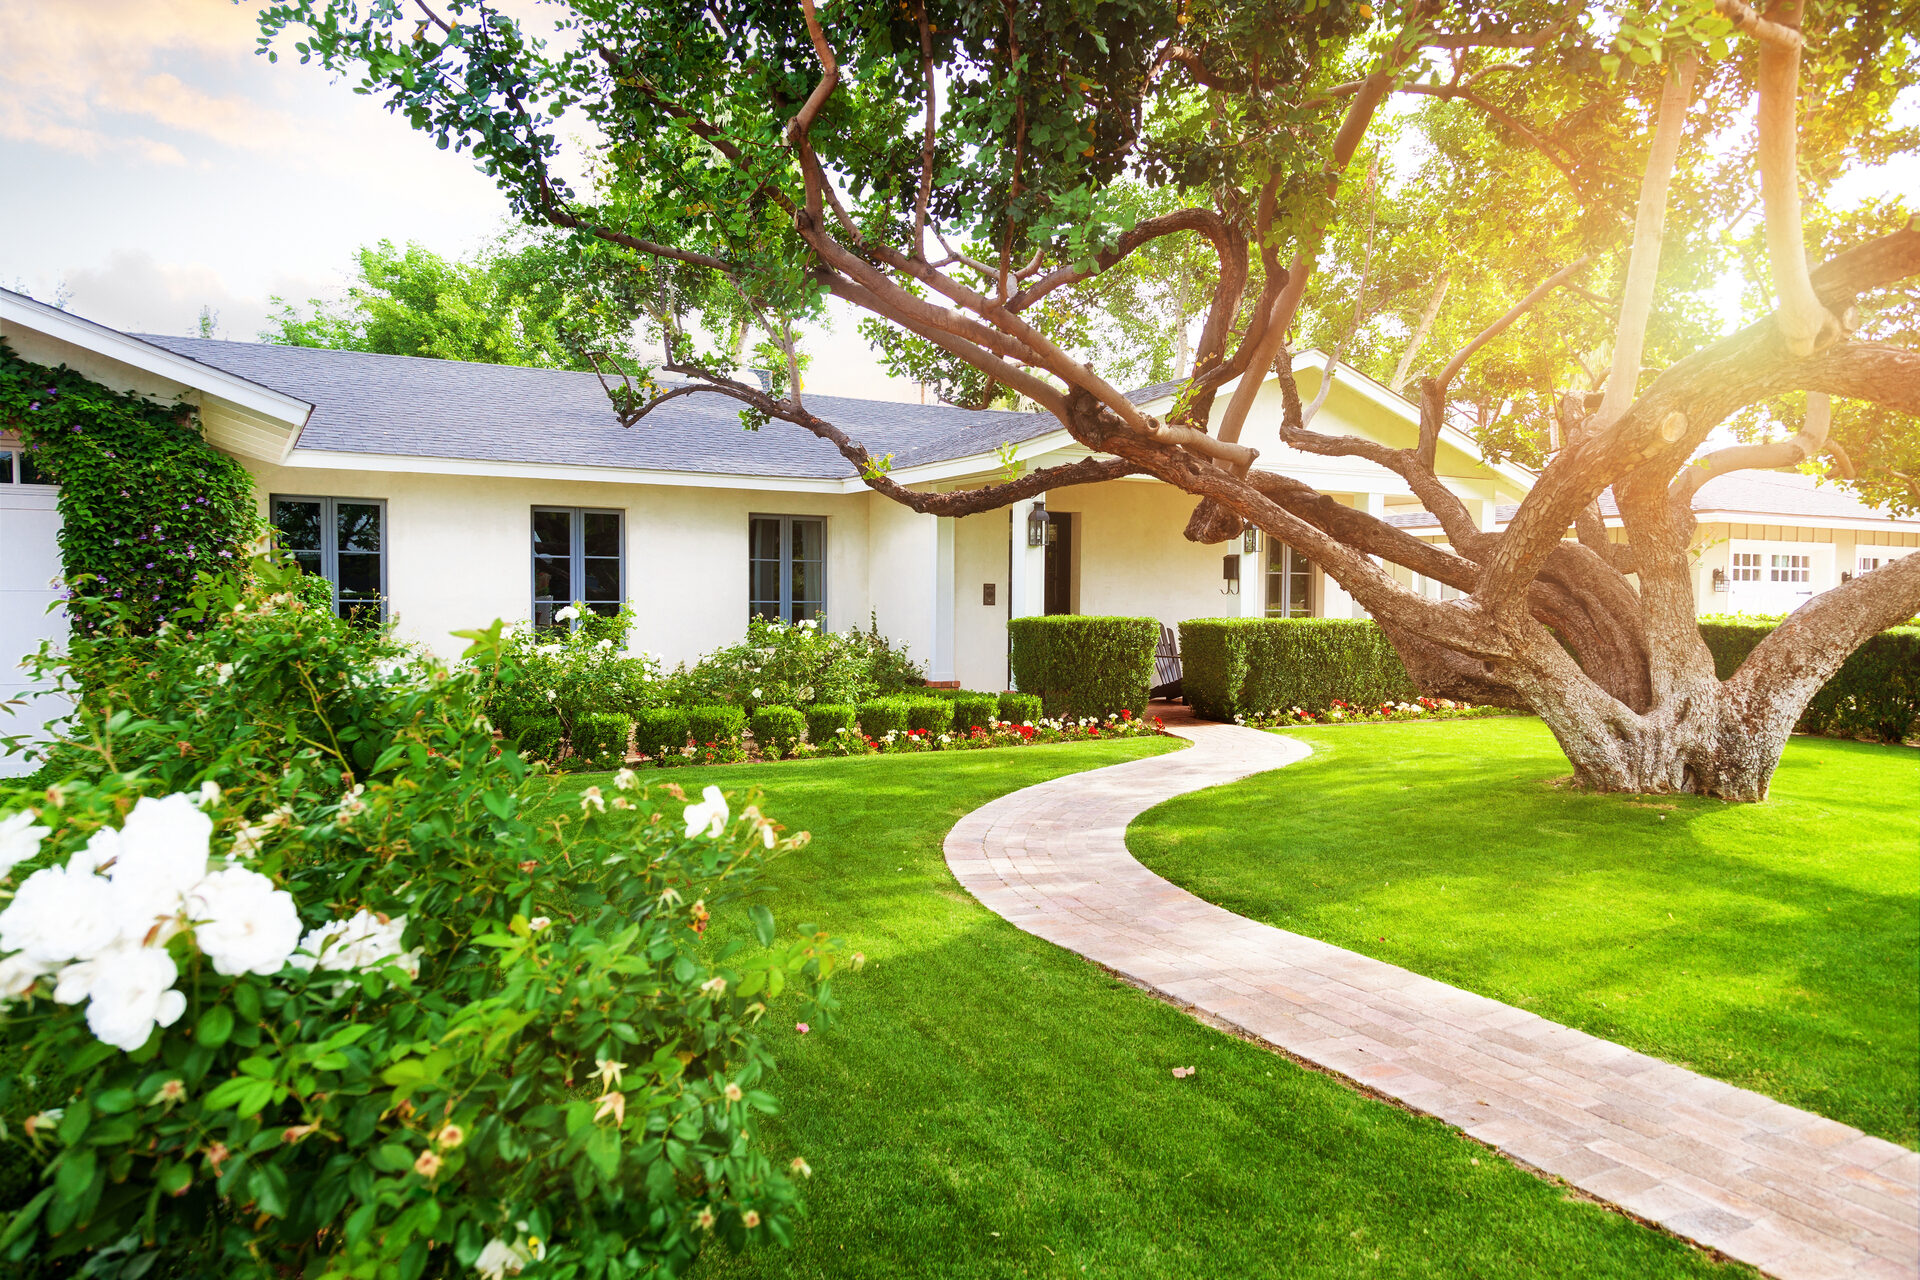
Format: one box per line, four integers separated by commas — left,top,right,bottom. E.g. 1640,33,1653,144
1388,270,1450,393
1749,0,1839,355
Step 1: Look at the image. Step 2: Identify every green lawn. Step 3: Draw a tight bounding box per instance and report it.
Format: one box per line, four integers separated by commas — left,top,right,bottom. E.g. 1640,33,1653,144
1129,718,1920,1148
559,743,1749,1280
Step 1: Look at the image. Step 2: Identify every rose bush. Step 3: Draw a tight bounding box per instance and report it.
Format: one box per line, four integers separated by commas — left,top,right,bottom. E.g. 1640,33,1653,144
0,563,842,1279
671,616,921,713
473,604,662,762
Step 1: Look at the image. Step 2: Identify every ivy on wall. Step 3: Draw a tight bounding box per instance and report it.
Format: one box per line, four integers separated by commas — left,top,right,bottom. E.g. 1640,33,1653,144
0,341,262,632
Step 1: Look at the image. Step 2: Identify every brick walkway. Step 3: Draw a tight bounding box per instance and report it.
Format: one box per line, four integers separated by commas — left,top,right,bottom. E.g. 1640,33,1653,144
944,720,1919,1280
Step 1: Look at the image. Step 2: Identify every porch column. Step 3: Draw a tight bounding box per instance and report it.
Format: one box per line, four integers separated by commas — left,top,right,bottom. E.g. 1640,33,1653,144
931,516,956,683
1007,496,1047,620
1320,493,1385,619
1237,533,1264,618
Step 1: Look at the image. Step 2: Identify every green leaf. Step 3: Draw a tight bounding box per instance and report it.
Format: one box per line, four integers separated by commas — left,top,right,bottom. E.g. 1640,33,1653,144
234,1079,276,1119
156,1163,192,1196
196,1005,235,1049
55,1149,97,1203
749,904,775,947
91,1089,136,1115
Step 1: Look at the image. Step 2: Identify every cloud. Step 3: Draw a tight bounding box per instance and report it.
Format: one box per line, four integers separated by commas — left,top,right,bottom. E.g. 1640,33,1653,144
48,250,330,342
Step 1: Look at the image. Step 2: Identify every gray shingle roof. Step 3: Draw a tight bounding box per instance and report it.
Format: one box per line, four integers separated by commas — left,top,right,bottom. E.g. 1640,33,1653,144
134,336,1062,480
1385,470,1916,530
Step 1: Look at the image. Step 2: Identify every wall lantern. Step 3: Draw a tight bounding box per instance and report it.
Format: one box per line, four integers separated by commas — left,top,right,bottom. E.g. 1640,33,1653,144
1221,553,1241,595
1026,499,1049,548
1711,567,1730,593
1242,524,1262,554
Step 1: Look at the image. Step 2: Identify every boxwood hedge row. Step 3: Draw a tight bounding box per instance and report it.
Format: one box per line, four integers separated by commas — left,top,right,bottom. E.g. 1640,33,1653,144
1007,616,1156,719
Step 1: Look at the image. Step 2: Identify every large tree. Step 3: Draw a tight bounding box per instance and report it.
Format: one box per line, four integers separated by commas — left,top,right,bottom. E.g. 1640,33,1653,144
258,0,1919,799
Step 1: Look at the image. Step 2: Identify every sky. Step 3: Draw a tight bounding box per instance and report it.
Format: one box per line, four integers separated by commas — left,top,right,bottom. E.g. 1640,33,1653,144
0,0,921,400
2,1,1911,409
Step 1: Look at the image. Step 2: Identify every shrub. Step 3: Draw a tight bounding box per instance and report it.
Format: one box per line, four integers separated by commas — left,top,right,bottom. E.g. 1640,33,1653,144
805,703,857,743
1699,617,1920,742
2,340,262,635
1179,618,1417,720
0,560,842,1279
749,705,807,758
997,691,1043,724
635,706,691,760
675,615,922,710
905,697,956,736
473,603,663,739
568,711,632,770
688,703,748,749
515,717,564,762
1007,616,1157,719
856,697,911,738
952,693,999,733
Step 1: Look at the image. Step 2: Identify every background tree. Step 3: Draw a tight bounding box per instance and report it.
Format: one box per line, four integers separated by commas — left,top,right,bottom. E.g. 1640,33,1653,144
262,234,662,369
257,0,1919,800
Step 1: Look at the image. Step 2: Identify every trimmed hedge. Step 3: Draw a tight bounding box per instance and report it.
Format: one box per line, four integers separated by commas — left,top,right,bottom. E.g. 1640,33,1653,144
635,707,691,760
805,703,858,744
1180,618,1417,721
570,712,632,770
1007,616,1156,719
749,705,806,758
686,704,746,749
997,691,1042,724
1700,619,1920,742
904,697,955,736
952,694,999,733
856,697,911,739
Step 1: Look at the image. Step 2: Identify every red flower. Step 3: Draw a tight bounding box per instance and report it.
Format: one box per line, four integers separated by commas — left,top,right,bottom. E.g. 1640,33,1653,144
1121,708,1133,720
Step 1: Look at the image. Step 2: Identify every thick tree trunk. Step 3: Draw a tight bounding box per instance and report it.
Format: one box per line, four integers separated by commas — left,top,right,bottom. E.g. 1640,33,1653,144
1525,683,1790,801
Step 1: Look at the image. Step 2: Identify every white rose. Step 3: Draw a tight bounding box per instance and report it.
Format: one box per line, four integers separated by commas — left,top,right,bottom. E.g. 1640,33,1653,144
99,794,213,943
682,785,729,839
189,867,303,977
751,688,763,699
0,809,50,879
291,909,410,973
195,780,222,810
0,952,51,1000
0,860,118,966
554,605,581,623
474,1238,527,1280
83,946,187,1052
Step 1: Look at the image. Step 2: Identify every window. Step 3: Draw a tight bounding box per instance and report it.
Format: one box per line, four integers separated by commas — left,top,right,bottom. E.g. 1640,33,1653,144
1860,555,1885,574
1731,552,1762,582
1265,543,1314,617
749,515,826,623
0,437,51,486
532,507,624,630
271,496,386,621
1769,553,1809,584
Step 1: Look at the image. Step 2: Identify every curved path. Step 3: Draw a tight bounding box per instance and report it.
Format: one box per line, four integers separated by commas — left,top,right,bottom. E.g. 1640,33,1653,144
944,720,1919,1280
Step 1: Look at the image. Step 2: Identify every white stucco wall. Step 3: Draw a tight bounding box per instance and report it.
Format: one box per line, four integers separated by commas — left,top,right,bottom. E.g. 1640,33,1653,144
952,507,1011,691
0,464,65,778
239,459,881,668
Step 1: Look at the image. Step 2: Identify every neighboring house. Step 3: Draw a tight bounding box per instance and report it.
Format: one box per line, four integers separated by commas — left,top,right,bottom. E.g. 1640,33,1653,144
1388,470,1920,616
2,287,1534,773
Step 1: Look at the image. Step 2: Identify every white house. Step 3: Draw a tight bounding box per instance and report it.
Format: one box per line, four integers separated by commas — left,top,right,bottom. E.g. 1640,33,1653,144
1,286,1533,759
1388,470,1920,615
45,283,1884,773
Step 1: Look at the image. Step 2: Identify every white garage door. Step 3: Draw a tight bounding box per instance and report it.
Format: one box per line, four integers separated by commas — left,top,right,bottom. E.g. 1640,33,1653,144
0,440,65,778
1725,540,1834,618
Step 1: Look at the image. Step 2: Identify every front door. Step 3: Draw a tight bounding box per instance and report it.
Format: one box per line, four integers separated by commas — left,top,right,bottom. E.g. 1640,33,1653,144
1044,511,1073,615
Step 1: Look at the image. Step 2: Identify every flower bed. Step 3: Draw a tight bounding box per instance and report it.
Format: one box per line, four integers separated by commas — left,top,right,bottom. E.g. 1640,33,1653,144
1235,697,1514,727
625,708,1165,768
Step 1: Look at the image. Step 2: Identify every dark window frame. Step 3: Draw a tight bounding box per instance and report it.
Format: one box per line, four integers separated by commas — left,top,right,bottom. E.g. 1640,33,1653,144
269,494,389,622
748,514,827,624
531,505,626,631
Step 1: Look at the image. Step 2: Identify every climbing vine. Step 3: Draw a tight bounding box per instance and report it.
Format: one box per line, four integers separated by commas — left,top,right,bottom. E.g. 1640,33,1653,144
0,341,262,633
